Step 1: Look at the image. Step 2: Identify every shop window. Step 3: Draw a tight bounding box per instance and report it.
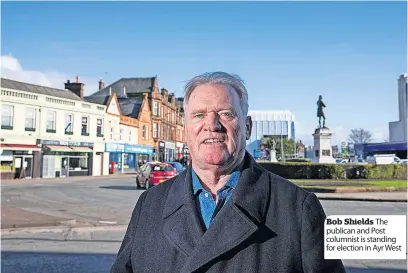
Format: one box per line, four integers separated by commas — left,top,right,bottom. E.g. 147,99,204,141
124,153,136,169
82,116,89,136
97,118,104,137
0,152,13,172
1,104,14,130
25,107,36,131
46,110,56,133
69,157,88,171
65,114,73,135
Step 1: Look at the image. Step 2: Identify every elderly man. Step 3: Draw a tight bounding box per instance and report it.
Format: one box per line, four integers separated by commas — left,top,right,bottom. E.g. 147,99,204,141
111,72,345,273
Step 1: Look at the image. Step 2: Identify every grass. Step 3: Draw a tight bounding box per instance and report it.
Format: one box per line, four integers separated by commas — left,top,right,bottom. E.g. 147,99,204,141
291,180,407,188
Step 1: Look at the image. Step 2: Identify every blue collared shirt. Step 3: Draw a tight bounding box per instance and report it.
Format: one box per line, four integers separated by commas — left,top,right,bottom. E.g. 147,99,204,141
192,169,241,229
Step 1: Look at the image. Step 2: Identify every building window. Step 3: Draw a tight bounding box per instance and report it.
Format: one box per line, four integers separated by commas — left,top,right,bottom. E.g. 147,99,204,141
46,110,56,133
24,108,36,131
142,125,148,139
81,116,89,136
153,123,158,138
1,105,14,130
110,127,114,140
65,114,73,135
97,118,104,137
153,102,159,116
129,130,132,142
120,128,123,141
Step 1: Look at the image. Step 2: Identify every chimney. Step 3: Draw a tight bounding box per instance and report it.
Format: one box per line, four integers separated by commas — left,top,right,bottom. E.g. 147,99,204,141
109,87,112,96
99,79,105,90
65,76,85,99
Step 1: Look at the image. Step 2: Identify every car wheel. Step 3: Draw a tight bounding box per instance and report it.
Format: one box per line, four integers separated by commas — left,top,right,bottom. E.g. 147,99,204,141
145,179,150,189
136,176,141,188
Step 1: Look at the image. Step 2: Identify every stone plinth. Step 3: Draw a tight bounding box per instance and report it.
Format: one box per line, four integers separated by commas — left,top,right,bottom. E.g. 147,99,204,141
312,127,336,164
270,150,278,162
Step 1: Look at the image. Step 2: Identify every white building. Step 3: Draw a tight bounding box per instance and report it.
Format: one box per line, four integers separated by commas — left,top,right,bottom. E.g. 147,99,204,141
246,110,295,157
0,78,108,179
389,74,407,142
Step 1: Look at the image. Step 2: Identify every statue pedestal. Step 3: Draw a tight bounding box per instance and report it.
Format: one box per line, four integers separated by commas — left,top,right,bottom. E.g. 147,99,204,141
312,127,336,164
270,150,278,162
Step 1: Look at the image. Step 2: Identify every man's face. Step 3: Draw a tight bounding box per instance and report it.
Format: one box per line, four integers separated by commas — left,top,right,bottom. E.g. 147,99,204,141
184,84,249,170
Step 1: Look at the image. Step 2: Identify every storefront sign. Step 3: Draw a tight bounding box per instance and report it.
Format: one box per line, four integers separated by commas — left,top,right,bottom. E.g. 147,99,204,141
165,141,176,150
40,139,94,148
125,144,153,155
105,143,125,153
159,141,165,148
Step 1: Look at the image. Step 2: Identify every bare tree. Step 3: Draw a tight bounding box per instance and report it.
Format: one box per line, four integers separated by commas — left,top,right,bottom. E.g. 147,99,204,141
348,128,372,144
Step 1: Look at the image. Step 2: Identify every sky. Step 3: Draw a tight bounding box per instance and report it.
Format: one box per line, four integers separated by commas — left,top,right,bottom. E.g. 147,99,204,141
1,1,406,146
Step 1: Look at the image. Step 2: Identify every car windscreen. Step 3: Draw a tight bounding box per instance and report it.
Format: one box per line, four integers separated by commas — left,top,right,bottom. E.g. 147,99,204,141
152,165,174,171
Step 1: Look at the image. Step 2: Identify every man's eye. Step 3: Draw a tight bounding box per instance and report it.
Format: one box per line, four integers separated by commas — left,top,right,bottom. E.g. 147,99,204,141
193,113,204,119
220,112,234,118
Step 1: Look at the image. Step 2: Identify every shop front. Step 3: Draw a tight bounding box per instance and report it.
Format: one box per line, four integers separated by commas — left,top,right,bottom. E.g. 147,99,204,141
164,141,176,162
124,144,154,172
176,142,184,160
39,139,94,178
158,141,165,162
0,144,41,180
105,143,125,174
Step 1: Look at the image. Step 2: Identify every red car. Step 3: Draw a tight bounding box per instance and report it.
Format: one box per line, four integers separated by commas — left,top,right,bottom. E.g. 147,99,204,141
136,163,176,189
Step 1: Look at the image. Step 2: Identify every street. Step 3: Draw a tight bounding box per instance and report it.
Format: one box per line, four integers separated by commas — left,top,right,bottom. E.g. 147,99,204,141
2,176,407,273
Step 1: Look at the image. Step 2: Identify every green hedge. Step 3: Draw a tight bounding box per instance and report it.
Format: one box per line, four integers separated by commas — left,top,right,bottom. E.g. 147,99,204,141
285,158,311,163
258,162,407,180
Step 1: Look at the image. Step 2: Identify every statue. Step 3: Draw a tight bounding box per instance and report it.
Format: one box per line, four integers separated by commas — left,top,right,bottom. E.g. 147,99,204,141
317,95,326,128
271,139,277,151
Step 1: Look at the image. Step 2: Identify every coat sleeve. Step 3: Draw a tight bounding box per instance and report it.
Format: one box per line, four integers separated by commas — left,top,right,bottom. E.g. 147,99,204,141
111,191,148,273
301,193,346,273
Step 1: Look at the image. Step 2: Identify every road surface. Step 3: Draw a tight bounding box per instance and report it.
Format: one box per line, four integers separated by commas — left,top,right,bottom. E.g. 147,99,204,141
2,177,407,273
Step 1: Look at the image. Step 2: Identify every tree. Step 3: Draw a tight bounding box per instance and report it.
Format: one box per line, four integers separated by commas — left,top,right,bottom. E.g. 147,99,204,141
263,136,295,156
348,128,372,144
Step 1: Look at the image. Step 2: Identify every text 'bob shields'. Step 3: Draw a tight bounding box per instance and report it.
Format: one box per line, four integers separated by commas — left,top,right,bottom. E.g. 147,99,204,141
326,218,374,225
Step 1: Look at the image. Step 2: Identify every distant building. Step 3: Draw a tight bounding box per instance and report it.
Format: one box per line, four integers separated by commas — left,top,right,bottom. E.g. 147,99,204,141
246,110,295,157
389,74,407,142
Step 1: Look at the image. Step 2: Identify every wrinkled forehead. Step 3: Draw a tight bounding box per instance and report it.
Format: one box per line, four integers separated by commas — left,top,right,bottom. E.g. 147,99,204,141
186,84,241,112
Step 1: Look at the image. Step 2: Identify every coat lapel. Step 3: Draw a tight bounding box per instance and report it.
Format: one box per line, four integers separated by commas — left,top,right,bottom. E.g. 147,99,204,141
181,154,270,273
162,166,205,256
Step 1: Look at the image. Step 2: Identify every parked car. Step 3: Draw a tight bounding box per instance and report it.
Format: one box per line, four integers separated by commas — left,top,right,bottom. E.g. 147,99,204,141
165,162,186,174
136,163,176,189
398,159,408,165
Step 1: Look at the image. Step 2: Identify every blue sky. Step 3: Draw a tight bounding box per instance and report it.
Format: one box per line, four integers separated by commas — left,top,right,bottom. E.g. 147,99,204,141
1,1,406,145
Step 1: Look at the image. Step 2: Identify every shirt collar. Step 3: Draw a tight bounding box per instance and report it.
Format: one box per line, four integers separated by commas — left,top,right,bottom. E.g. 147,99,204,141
192,169,241,196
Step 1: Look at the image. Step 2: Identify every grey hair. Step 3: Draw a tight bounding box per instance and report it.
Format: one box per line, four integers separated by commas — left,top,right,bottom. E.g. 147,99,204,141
183,72,249,117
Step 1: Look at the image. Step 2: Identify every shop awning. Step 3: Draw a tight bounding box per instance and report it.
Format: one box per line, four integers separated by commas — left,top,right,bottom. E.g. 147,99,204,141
70,146,93,152
45,145,73,152
0,144,41,151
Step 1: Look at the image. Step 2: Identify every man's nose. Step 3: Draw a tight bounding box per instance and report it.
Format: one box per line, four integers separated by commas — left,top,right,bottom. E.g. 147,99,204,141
206,113,222,131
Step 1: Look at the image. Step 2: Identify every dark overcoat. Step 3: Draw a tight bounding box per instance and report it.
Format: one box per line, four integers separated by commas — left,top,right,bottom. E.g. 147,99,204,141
111,153,345,273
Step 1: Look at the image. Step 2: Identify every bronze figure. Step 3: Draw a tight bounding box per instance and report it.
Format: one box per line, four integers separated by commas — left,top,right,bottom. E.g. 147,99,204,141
317,95,326,128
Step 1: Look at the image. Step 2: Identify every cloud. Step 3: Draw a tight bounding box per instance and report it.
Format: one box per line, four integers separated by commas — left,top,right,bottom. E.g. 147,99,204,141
1,55,99,95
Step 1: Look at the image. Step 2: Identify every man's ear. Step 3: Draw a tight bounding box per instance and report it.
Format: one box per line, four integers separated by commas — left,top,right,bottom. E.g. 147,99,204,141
245,116,252,140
